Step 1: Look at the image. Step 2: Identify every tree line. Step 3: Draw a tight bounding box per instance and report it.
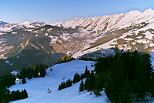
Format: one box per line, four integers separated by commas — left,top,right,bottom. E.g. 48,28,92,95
58,66,90,90
18,64,48,79
8,89,28,101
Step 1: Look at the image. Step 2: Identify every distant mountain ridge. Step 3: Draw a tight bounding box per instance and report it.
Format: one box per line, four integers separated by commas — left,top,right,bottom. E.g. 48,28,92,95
0,21,45,32
0,21,8,26
1,9,154,75
54,8,154,57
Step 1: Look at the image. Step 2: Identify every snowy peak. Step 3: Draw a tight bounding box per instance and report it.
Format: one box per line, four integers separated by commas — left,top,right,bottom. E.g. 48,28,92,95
144,8,154,13
20,21,31,25
20,21,45,27
0,21,45,32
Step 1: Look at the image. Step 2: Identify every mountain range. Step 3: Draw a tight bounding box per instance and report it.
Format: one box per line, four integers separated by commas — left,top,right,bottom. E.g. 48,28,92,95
0,9,154,75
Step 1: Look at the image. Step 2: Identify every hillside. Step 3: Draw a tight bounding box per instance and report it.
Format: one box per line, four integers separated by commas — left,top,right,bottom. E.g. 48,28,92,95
9,60,109,103
0,24,77,75
8,52,154,103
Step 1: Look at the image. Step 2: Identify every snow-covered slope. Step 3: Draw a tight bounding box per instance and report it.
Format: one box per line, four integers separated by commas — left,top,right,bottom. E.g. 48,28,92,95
54,8,154,57
55,9,154,33
8,55,154,103
9,60,109,103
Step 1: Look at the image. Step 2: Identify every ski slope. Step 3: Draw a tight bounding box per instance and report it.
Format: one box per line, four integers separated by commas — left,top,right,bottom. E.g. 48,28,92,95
9,60,109,103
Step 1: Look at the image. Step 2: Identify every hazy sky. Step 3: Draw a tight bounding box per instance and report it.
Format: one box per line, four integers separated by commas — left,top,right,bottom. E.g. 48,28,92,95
0,0,154,23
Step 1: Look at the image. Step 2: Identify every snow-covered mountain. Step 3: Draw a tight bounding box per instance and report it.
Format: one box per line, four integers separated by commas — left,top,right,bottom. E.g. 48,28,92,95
1,9,154,75
54,8,154,57
0,21,45,32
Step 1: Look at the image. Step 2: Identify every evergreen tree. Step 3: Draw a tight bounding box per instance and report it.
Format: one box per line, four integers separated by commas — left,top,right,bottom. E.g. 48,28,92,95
79,80,84,92
9,89,28,101
84,66,90,78
94,90,101,96
58,84,62,90
66,79,72,87
84,78,91,92
27,73,33,79
58,81,66,90
89,71,95,91
80,73,85,79
73,73,81,83
58,79,73,90
23,89,28,98
40,67,46,77
27,68,33,79
22,78,26,84
33,66,39,77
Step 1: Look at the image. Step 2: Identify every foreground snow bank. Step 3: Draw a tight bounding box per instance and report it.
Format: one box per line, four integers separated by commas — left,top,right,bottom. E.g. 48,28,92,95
9,60,109,103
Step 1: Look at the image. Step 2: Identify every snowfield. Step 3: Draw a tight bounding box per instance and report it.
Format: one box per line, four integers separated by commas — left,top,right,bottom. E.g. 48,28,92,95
9,60,109,103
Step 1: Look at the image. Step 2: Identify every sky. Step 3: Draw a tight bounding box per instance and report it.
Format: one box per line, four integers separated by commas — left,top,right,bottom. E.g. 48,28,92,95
0,0,154,24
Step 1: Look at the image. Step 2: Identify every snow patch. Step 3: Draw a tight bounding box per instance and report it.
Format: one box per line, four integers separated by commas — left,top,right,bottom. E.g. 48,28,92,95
5,60,10,64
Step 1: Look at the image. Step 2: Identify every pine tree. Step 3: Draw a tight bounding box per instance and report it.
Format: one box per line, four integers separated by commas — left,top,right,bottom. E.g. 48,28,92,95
23,89,28,98
89,71,95,91
79,80,84,92
94,90,101,96
84,66,90,78
27,69,33,79
66,79,72,87
73,73,81,83
40,68,46,77
58,81,66,90
22,78,26,84
80,73,85,79
58,84,62,90
84,78,90,92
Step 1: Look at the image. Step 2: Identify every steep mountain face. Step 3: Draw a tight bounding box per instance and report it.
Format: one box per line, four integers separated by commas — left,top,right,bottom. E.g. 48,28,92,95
0,24,79,75
1,9,154,75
